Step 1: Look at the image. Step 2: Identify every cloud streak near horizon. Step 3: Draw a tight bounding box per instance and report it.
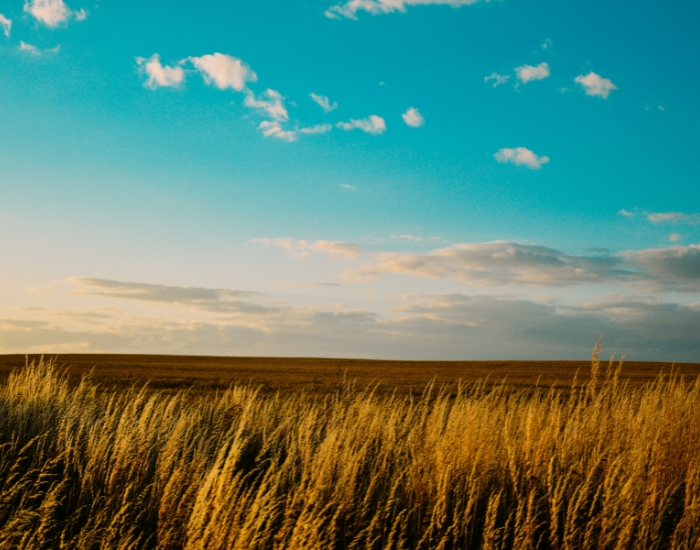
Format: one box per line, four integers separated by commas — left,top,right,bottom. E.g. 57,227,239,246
4,279,700,361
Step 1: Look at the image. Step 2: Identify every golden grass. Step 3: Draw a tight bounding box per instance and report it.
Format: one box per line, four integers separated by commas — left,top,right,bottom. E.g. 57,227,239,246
0,349,699,549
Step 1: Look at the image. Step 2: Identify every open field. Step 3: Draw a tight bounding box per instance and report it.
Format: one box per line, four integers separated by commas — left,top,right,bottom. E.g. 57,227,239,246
1,353,699,394
0,352,699,548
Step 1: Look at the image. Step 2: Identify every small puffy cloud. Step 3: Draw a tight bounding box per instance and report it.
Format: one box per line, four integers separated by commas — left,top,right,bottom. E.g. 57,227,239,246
310,93,337,113
618,209,636,218
542,39,552,50
325,0,486,20
245,89,289,121
669,234,681,242
515,62,550,84
254,238,363,259
189,53,257,91
575,72,617,99
19,41,60,55
299,124,333,135
484,72,510,87
494,147,549,169
258,121,297,142
402,107,424,128
24,0,81,27
336,115,386,135
136,54,185,89
19,41,40,54
0,14,11,37
345,241,624,287
74,7,87,20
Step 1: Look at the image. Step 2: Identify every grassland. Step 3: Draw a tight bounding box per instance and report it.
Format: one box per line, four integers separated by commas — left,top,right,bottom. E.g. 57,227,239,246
0,351,699,548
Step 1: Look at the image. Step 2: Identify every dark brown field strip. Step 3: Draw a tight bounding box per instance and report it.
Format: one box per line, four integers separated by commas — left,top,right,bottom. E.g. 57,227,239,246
1,354,698,394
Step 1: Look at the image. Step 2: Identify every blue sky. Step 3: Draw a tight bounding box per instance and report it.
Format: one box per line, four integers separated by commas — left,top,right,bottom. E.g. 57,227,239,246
1,0,699,360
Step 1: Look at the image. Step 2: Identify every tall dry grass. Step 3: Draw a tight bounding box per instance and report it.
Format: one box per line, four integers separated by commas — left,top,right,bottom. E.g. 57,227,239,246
0,350,698,549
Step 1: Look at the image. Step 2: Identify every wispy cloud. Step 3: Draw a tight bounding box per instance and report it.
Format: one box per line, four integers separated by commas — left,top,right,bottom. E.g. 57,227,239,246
299,124,333,135
402,107,424,128
19,41,60,55
24,0,83,27
325,0,488,20
515,62,550,84
647,212,700,225
390,234,439,242
484,72,510,87
619,209,700,225
73,278,256,304
244,89,289,121
310,93,337,113
136,54,185,89
253,238,364,259
71,278,271,316
258,121,297,142
575,71,617,99
0,14,11,37
189,53,257,91
494,147,549,169
336,115,386,135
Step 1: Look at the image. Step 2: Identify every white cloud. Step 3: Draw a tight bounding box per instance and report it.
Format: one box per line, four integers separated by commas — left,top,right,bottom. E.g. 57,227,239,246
0,14,11,37
340,184,356,189
254,238,363,259
542,39,552,50
494,147,549,169
618,209,636,218
74,7,87,21
575,71,617,99
402,107,424,128
189,53,257,91
299,124,333,135
310,93,337,113
245,89,289,121
325,0,487,20
336,115,386,135
136,54,185,89
669,234,681,243
19,41,60,55
515,62,550,84
258,121,297,142
24,0,81,27
484,72,510,87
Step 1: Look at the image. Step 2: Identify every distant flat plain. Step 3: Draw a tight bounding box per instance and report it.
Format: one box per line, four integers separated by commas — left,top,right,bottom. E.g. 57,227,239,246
1,354,699,394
